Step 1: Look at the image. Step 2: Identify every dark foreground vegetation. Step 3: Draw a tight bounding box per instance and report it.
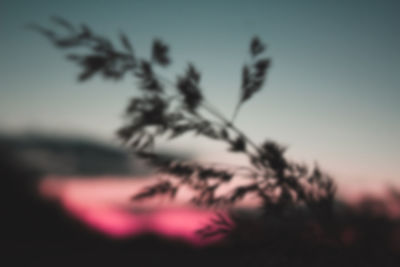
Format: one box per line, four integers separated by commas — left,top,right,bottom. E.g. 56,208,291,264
1,137,400,267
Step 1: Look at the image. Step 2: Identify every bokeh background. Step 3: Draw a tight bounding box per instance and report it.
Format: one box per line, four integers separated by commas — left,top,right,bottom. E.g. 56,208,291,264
2,2,400,266
1,0,399,193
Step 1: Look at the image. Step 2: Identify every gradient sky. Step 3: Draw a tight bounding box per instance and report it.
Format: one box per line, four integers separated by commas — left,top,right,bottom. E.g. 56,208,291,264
1,0,399,185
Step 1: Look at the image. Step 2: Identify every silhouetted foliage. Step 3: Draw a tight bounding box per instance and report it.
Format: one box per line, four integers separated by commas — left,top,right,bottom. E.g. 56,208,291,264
152,39,171,66
196,212,233,239
132,180,176,200
177,64,203,111
34,17,336,225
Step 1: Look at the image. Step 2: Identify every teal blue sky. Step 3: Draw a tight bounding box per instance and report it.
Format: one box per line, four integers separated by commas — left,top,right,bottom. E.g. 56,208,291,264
1,0,399,184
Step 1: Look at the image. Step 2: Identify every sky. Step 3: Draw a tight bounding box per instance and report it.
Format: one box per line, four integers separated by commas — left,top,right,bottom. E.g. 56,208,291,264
1,0,399,185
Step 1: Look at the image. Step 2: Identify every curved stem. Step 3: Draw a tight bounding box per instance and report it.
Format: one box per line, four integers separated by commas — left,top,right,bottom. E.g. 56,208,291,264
201,101,262,155
231,101,242,123
135,61,263,159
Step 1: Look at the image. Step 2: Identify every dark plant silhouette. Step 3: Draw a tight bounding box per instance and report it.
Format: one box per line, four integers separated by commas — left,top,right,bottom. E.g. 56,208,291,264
195,212,233,239
33,17,336,223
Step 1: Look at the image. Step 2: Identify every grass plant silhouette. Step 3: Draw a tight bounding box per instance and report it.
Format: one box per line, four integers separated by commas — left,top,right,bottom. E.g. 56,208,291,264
19,17,400,266
32,17,336,221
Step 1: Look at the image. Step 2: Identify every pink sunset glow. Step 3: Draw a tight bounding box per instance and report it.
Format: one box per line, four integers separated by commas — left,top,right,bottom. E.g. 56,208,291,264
39,175,400,246
39,176,232,245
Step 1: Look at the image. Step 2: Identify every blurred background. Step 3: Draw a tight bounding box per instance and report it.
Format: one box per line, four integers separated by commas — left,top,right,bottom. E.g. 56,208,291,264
1,0,399,265
1,0,399,187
